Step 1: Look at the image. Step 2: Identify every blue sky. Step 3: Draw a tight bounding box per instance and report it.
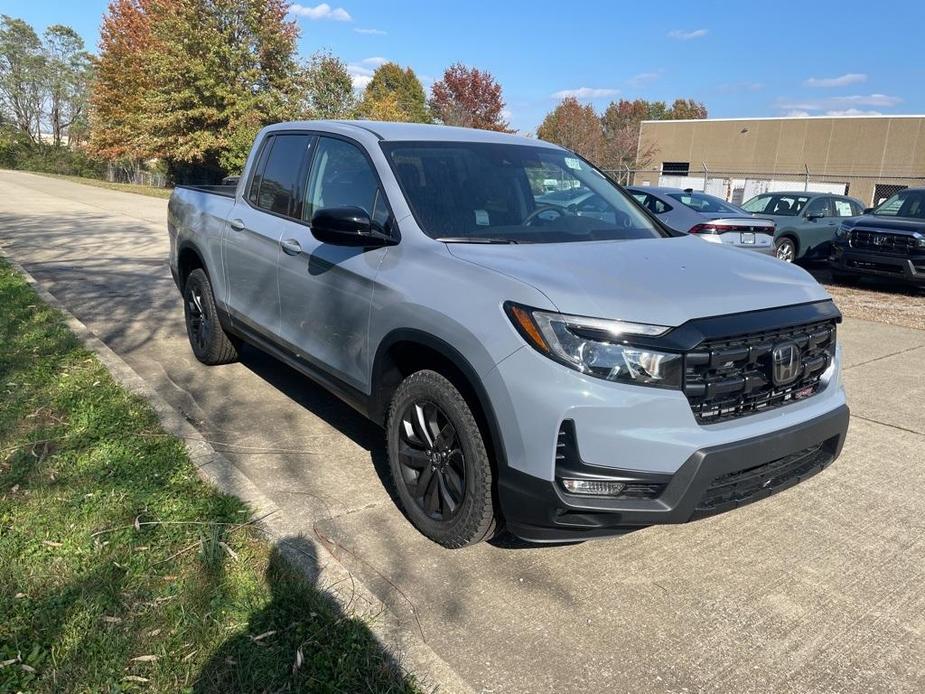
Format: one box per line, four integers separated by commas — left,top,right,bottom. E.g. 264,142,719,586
4,0,924,133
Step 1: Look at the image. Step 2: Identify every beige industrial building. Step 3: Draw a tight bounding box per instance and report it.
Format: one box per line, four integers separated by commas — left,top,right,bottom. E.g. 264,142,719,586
633,115,925,207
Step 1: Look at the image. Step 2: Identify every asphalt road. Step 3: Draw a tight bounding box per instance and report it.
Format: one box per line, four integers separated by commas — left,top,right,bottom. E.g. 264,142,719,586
1,170,923,694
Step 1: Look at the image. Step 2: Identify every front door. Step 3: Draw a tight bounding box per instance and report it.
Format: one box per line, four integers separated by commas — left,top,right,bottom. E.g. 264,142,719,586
277,135,393,392
222,133,314,338
798,196,837,258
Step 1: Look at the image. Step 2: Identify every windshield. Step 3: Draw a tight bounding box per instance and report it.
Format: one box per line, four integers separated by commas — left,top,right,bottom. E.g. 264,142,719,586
873,189,925,219
668,192,740,214
381,141,666,243
742,193,811,216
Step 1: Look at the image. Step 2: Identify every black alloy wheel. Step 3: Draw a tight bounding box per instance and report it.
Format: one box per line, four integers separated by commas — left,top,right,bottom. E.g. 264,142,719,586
397,400,466,521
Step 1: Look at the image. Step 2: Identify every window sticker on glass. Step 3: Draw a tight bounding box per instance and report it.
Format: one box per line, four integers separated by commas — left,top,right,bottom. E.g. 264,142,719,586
833,200,852,216
564,157,582,171
474,209,490,226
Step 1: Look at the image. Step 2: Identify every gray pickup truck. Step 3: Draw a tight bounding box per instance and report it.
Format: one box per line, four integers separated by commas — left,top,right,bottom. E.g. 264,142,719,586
168,121,849,547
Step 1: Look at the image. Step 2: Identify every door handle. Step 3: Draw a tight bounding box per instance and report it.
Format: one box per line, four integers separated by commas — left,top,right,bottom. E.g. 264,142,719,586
280,238,302,256
228,218,245,232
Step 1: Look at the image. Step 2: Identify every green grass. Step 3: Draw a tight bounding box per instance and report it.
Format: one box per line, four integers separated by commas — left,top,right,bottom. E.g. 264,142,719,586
26,172,173,199
0,259,416,693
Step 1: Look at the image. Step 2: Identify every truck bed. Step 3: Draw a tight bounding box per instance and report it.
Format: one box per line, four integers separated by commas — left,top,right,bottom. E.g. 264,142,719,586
176,184,237,198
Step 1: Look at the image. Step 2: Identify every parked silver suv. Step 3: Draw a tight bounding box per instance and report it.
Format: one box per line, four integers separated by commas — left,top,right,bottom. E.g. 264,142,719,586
168,121,849,547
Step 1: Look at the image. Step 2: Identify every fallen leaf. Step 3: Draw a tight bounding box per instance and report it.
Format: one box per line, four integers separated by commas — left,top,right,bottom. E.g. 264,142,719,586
0,659,17,668
20,663,36,673
134,515,141,531
122,675,150,682
148,629,161,637
14,593,26,599
130,655,158,662
102,616,122,623
292,647,303,673
181,650,198,662
251,630,276,642
42,540,63,547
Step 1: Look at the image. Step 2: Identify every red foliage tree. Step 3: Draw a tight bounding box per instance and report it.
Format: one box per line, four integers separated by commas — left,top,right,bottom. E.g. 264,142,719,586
429,63,511,132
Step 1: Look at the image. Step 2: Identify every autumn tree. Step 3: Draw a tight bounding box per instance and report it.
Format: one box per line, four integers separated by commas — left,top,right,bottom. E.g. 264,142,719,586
429,63,510,132
359,62,430,123
536,97,603,163
92,0,310,180
304,51,357,119
90,0,156,163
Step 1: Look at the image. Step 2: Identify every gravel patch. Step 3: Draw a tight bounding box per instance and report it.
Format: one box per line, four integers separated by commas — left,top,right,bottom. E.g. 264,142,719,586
807,265,925,331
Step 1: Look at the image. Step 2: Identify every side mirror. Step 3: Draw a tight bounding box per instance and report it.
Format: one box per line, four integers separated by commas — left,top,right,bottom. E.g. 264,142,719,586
863,207,874,214
310,206,394,246
806,211,825,221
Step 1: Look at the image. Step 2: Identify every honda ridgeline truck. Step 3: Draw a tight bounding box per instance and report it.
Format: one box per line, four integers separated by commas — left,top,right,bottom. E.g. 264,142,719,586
168,121,849,547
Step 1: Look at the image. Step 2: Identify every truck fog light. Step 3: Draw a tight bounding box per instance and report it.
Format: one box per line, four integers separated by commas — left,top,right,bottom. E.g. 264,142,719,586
561,479,626,496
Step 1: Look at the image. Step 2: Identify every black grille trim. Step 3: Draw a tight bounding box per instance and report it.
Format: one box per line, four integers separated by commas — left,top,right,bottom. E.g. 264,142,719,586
693,439,837,517
683,319,836,424
849,229,918,255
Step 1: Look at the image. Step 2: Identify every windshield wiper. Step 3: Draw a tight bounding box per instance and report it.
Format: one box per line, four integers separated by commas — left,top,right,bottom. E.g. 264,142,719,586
435,236,519,244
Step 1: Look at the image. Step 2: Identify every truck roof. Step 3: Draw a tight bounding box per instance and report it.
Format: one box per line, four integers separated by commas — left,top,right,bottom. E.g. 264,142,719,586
265,120,555,148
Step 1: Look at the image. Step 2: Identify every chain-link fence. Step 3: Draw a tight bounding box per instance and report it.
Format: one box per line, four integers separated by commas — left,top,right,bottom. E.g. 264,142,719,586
604,165,925,208
105,160,167,188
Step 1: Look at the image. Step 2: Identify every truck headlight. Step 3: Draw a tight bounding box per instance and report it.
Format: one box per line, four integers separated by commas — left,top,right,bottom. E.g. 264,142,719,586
505,303,682,388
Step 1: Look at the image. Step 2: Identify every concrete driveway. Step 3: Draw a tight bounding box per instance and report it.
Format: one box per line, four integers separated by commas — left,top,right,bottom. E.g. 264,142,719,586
1,170,922,693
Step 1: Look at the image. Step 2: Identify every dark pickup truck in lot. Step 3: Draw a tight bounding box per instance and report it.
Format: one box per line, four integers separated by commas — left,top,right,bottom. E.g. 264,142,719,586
830,188,925,286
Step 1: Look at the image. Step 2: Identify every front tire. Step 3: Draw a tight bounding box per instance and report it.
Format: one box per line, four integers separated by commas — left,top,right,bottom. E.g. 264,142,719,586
386,370,497,548
183,268,238,365
775,237,797,263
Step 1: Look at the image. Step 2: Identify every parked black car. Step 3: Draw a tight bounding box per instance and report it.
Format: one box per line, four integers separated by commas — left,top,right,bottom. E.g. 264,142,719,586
829,188,925,286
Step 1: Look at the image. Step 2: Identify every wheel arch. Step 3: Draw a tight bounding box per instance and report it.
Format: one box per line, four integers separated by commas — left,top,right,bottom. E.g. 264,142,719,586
370,329,509,475
177,241,209,290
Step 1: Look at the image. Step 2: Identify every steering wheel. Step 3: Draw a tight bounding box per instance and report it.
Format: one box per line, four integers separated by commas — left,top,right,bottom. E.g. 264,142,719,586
523,204,567,226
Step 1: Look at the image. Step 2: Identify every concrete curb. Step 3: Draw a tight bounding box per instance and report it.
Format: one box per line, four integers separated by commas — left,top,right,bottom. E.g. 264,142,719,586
1,249,475,694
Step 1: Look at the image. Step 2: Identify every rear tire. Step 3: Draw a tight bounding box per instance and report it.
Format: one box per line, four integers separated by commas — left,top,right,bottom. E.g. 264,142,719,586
775,237,797,263
183,268,238,365
386,370,497,548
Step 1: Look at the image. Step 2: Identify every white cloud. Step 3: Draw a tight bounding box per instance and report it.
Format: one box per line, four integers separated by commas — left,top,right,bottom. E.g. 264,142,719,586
552,87,619,99
354,27,386,35
784,110,812,117
825,108,883,116
668,28,707,40
501,109,512,121
627,71,661,88
360,56,388,66
831,93,902,107
289,3,352,21
803,73,867,88
778,93,902,114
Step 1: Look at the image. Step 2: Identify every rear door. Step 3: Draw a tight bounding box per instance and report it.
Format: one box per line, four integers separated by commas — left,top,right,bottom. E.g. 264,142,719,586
277,135,393,392
223,133,314,339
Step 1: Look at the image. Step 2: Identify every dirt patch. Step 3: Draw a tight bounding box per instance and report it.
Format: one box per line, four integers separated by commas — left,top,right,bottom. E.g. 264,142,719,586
807,265,925,331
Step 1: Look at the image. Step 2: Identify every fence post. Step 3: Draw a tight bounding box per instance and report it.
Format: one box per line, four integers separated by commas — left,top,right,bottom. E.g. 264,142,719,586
804,164,810,192
702,162,709,192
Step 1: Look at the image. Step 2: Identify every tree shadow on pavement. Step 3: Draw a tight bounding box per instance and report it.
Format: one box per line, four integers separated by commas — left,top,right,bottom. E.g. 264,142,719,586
193,535,414,693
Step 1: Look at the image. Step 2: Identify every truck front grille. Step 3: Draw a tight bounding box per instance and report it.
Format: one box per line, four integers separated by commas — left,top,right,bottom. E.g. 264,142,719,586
849,229,916,255
683,319,836,424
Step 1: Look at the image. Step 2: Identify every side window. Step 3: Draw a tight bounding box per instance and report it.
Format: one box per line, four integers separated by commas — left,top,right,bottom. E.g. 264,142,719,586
832,198,856,217
304,137,386,225
247,137,273,206
804,197,830,217
635,193,670,214
255,134,313,218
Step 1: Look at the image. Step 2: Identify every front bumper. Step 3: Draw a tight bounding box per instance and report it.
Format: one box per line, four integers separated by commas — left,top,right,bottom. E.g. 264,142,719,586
500,404,849,542
829,246,925,285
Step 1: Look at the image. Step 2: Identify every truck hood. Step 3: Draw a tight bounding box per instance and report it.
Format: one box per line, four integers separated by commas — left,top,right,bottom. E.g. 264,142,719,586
447,235,830,326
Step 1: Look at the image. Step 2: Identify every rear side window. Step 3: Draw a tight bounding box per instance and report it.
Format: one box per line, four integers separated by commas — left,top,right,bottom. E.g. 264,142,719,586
832,198,858,217
252,134,313,218
632,192,672,214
